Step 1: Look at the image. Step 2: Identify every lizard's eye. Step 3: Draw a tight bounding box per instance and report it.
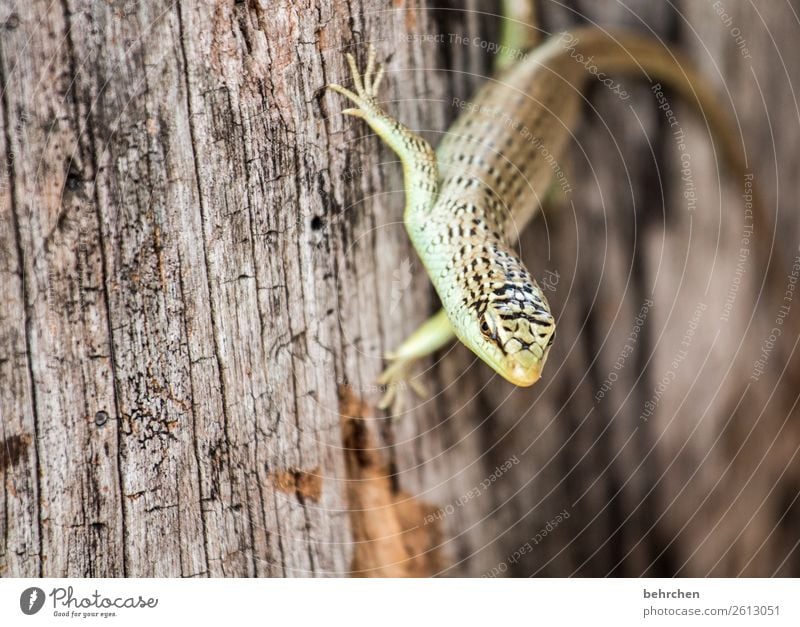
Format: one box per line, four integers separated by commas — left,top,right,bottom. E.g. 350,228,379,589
479,316,493,339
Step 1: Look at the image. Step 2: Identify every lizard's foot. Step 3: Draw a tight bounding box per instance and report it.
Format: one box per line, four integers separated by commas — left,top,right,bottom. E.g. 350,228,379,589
326,44,386,117
376,353,429,414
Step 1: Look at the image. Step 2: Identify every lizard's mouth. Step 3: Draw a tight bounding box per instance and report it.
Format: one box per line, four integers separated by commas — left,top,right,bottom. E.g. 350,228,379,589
498,351,543,387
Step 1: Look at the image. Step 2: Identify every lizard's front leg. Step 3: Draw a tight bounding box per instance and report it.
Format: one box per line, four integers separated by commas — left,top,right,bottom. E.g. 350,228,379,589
375,309,455,410
327,45,445,411
327,45,439,218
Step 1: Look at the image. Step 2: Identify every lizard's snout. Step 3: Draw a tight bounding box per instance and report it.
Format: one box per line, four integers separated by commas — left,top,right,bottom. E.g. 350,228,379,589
500,350,543,387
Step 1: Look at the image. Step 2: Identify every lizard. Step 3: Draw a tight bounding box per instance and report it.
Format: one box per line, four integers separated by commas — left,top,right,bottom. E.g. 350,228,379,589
327,26,759,411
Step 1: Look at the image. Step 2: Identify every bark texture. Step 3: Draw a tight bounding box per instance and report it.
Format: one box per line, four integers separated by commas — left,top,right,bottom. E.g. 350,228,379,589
1,0,798,577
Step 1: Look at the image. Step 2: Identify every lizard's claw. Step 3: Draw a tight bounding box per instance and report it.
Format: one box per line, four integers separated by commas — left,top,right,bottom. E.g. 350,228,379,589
327,44,385,111
376,354,428,414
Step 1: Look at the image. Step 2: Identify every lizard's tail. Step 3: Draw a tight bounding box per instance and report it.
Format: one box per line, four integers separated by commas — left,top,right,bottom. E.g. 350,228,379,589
570,28,747,181
567,27,778,274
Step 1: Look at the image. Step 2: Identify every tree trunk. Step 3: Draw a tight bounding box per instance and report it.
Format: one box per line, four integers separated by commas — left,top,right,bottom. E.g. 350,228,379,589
1,0,798,577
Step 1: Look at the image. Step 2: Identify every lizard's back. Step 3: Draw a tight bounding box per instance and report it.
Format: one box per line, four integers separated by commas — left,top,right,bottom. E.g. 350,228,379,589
431,35,586,243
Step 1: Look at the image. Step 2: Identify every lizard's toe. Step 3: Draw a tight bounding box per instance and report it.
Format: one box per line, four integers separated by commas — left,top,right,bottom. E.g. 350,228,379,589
377,356,428,414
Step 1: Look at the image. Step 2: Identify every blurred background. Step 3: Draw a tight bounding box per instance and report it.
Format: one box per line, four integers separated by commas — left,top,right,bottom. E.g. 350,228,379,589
1,0,798,576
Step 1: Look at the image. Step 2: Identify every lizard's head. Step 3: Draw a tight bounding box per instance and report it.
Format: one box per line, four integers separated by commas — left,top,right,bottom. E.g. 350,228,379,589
456,245,556,386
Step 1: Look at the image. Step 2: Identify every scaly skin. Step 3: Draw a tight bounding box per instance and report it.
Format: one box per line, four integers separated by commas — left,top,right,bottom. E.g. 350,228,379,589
328,29,758,410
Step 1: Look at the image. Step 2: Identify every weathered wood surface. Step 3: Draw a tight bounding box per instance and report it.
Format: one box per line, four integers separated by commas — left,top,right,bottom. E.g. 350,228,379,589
1,0,798,577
